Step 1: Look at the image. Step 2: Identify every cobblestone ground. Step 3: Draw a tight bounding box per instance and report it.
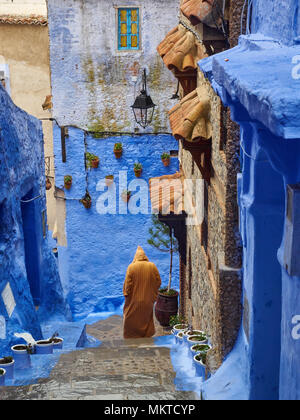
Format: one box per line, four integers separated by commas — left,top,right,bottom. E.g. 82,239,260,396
0,315,198,400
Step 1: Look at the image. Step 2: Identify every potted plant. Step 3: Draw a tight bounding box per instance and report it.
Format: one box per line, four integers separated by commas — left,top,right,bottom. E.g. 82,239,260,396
0,356,14,380
193,352,207,378
11,344,33,369
46,178,52,191
0,368,6,386
161,152,171,167
64,175,73,190
49,332,64,350
175,331,185,345
122,190,132,203
35,340,54,355
105,175,114,187
187,333,208,348
148,215,179,327
134,162,143,178
169,315,188,336
190,343,211,358
80,192,92,209
184,329,206,342
114,142,123,159
86,152,100,168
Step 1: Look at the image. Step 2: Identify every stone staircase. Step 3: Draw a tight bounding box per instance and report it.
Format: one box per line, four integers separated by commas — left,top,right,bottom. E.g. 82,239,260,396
0,316,199,400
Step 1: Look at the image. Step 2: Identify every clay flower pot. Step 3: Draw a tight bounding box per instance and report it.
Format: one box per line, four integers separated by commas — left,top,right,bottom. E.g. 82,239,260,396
64,175,72,190
46,178,52,191
134,164,143,178
122,191,131,203
80,193,92,209
114,143,123,159
161,153,171,167
105,175,114,187
91,157,100,168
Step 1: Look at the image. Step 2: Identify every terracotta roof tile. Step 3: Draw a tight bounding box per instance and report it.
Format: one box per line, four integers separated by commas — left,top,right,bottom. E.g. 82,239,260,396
169,87,211,142
157,24,207,72
0,15,47,26
149,172,185,215
181,0,222,28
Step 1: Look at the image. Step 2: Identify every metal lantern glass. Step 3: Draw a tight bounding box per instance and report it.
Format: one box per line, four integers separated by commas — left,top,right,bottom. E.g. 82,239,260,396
131,69,156,129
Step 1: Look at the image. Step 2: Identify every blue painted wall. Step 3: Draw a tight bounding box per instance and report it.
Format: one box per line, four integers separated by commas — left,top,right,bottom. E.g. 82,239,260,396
53,125,180,320
0,86,69,355
199,0,300,400
251,0,300,45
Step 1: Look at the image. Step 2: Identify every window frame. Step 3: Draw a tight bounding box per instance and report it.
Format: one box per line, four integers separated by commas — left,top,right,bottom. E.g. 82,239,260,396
117,7,141,51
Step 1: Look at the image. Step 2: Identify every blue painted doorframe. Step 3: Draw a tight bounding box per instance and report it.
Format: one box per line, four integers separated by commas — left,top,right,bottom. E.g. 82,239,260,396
21,189,42,306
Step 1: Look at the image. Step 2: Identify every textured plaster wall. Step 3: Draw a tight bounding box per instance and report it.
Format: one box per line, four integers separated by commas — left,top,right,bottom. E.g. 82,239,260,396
0,86,69,355
251,0,300,45
47,0,179,132
0,23,56,233
53,125,180,320
199,0,300,401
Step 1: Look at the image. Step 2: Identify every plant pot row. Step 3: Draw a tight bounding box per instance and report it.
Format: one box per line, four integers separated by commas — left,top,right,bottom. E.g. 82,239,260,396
0,338,64,386
172,324,212,379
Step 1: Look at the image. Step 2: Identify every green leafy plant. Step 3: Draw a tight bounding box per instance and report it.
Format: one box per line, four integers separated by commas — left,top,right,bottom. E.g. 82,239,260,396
86,152,100,168
114,142,123,151
134,162,143,171
192,344,210,353
189,334,207,342
169,315,187,328
161,152,170,160
148,215,179,294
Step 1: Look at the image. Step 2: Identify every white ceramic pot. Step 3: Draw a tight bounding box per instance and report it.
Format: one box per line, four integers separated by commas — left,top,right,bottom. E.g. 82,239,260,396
187,334,208,348
172,324,188,336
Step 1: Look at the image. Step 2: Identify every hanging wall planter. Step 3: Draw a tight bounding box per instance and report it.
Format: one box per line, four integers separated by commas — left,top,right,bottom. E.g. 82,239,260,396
46,178,52,191
114,143,123,159
86,153,100,169
64,175,73,190
134,163,143,178
80,192,92,209
0,368,6,386
0,356,14,380
161,153,171,167
105,175,114,187
122,190,132,203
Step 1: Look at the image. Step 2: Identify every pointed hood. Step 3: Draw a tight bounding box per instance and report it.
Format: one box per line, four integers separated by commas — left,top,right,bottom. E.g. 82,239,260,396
132,246,149,263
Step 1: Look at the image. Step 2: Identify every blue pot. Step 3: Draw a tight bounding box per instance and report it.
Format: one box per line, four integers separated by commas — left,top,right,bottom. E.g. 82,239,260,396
35,340,53,355
193,355,206,378
52,338,63,350
0,359,14,380
0,369,6,386
11,345,31,370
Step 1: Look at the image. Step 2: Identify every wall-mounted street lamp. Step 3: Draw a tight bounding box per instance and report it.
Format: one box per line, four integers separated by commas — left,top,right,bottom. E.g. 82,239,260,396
131,69,156,129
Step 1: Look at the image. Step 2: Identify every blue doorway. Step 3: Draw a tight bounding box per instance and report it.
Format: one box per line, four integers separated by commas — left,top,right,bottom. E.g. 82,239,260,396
21,189,41,306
